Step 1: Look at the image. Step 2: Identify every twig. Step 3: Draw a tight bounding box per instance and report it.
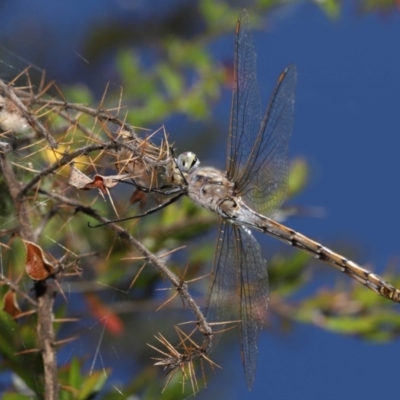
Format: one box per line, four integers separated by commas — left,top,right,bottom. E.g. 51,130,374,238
0,153,59,399
35,282,58,400
0,79,57,148
17,141,121,199
0,152,33,241
38,188,213,355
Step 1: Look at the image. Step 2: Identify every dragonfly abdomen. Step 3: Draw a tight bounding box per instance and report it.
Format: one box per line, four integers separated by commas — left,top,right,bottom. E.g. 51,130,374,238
258,216,400,302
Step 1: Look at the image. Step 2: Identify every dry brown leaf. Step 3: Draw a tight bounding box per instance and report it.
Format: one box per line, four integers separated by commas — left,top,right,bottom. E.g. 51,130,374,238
2,290,21,317
23,240,56,281
68,164,129,194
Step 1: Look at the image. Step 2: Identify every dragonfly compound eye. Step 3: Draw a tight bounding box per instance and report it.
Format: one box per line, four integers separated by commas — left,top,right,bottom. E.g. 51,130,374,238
178,152,199,173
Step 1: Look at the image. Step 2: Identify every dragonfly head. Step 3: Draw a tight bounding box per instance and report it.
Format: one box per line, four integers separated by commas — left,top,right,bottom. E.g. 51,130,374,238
176,151,200,173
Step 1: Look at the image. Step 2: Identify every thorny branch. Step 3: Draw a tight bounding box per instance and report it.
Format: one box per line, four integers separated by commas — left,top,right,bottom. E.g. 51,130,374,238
0,74,214,397
17,141,121,199
39,189,213,355
0,79,57,148
0,151,59,399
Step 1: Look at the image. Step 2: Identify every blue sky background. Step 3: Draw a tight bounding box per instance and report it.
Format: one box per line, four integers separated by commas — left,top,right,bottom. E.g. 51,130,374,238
1,1,399,399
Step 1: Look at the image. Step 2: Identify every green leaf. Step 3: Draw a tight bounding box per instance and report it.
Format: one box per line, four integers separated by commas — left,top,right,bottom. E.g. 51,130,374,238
157,64,183,97
288,157,309,196
315,0,341,18
78,369,110,400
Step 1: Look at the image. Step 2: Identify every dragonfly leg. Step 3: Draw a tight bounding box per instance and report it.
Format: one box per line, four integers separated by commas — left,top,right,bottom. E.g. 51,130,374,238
87,193,185,228
115,178,183,196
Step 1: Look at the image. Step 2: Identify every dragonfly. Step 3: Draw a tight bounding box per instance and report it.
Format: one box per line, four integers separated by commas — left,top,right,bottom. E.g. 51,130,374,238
106,9,400,389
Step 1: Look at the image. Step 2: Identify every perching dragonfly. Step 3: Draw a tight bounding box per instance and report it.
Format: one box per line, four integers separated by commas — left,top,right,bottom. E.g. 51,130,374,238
105,9,400,389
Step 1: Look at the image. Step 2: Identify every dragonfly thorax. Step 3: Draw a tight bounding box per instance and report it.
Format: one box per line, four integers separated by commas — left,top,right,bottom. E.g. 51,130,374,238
186,166,235,213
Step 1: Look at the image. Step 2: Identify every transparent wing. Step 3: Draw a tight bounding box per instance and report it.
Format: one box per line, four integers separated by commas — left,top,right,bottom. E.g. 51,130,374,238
227,10,262,186
206,220,269,389
227,9,297,217
205,221,238,342
238,66,297,216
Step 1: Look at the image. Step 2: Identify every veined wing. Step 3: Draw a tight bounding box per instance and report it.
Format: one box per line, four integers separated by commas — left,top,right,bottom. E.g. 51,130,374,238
227,10,262,188
205,221,238,338
206,220,269,389
227,10,297,217
239,65,297,217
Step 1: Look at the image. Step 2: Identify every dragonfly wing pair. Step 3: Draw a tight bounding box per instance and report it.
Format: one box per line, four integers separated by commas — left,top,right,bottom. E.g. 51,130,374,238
205,9,297,389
